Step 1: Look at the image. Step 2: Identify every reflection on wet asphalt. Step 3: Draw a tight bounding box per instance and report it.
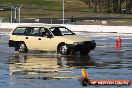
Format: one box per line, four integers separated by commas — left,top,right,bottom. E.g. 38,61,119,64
0,32,132,88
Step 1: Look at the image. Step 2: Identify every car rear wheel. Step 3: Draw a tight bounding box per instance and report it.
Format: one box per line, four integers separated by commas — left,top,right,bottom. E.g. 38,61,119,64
80,50,90,55
18,43,28,53
57,43,70,55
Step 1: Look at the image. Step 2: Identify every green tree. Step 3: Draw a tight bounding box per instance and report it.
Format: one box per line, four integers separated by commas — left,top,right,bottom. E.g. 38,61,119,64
80,0,132,13
126,0,132,13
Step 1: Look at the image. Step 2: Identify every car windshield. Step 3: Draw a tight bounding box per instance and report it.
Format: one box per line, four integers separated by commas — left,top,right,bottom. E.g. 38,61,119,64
50,27,75,36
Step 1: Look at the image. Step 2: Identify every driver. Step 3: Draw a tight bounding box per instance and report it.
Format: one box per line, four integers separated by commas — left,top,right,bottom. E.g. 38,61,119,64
52,28,62,36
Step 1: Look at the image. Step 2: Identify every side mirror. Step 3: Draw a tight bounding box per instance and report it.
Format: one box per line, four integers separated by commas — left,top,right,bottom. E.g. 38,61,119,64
73,33,76,35
46,32,52,38
41,32,46,37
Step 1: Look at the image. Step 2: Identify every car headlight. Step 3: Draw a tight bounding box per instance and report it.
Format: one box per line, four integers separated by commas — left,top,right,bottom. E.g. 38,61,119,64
73,42,83,45
78,42,83,45
73,42,78,45
91,40,95,43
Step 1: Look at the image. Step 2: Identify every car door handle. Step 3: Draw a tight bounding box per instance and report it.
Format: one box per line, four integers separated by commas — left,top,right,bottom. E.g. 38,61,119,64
26,37,28,39
38,38,41,40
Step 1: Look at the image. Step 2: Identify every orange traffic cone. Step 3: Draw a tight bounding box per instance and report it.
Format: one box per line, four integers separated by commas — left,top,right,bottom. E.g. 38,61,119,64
115,40,119,49
79,68,131,86
115,36,122,49
117,36,122,42
81,67,89,78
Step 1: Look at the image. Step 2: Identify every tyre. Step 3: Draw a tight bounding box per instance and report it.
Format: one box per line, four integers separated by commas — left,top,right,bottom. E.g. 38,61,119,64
80,50,90,55
18,43,28,53
57,43,70,55
15,46,19,51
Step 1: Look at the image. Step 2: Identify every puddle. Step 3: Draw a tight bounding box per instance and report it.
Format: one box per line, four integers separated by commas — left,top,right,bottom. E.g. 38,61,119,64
0,32,132,88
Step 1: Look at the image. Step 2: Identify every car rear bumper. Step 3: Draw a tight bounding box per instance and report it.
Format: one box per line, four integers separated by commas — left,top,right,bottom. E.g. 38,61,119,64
8,40,17,47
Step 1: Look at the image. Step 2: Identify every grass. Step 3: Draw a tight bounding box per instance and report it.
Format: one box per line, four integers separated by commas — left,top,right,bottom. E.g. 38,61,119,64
0,0,132,23
0,0,61,9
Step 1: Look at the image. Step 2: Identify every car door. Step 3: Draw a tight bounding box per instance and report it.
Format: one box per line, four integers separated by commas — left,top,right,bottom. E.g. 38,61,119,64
24,27,41,50
11,27,27,42
36,28,55,51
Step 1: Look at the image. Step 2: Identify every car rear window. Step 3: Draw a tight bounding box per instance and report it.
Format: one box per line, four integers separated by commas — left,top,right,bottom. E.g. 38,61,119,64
12,27,37,36
12,27,50,36
12,27,27,35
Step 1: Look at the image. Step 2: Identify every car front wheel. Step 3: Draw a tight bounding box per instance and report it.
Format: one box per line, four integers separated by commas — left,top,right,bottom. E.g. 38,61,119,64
18,43,28,53
57,43,70,55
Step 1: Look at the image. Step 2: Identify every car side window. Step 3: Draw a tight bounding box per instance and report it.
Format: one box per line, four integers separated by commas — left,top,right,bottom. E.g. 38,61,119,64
39,28,46,36
59,27,70,35
51,27,62,36
39,27,51,37
29,27,40,36
24,28,33,35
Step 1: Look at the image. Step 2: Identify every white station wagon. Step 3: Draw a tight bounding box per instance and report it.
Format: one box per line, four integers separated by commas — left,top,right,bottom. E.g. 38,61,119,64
9,25,96,55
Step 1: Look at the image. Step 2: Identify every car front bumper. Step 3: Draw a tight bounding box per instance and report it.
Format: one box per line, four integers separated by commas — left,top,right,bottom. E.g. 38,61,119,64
72,41,96,51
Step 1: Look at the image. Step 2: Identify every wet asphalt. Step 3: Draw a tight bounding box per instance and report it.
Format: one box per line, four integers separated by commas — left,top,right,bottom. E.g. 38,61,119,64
0,32,132,88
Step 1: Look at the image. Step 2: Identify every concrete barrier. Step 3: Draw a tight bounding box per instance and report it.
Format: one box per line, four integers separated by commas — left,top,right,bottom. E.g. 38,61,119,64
0,23,132,34
0,23,45,29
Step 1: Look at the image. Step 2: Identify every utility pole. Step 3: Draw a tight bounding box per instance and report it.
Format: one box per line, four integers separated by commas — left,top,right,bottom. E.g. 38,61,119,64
10,6,14,23
10,6,22,23
14,7,17,23
18,6,22,23
62,0,64,24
